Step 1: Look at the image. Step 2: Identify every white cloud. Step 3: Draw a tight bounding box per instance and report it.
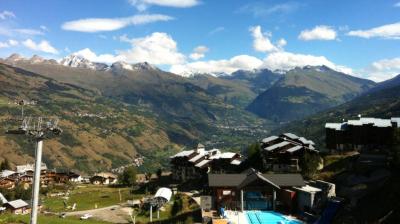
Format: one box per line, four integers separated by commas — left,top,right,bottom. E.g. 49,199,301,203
73,48,123,64
189,45,209,60
208,26,225,36
14,29,44,36
250,25,277,52
0,26,44,37
394,2,400,7
298,25,337,41
170,55,263,75
22,39,59,54
277,38,287,48
238,2,301,18
129,0,200,11
0,39,18,48
62,14,173,33
0,11,15,20
40,25,48,31
347,22,400,39
117,32,186,65
363,57,400,82
262,51,353,74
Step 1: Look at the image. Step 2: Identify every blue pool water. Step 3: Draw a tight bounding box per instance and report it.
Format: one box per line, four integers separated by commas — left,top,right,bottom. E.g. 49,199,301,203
246,211,303,224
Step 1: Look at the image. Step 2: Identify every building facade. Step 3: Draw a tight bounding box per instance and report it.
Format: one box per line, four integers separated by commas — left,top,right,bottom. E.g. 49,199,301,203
325,117,400,151
170,144,242,182
260,133,318,172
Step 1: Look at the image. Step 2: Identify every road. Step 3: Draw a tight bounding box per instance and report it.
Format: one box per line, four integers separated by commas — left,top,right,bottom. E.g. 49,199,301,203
65,205,131,223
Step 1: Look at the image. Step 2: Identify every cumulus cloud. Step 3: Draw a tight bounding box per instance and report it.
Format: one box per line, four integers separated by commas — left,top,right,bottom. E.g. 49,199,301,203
73,48,123,64
62,14,173,33
189,45,209,60
347,22,400,39
170,55,263,75
250,26,278,52
298,25,337,41
129,0,200,11
0,39,19,48
22,39,58,54
262,51,353,74
117,32,186,65
363,57,400,82
0,11,15,20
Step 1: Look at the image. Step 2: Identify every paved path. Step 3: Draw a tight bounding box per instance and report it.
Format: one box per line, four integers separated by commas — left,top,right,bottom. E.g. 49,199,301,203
65,205,130,223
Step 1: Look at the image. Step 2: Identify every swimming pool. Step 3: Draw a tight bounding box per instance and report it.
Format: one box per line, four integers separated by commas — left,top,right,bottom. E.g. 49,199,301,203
246,211,303,224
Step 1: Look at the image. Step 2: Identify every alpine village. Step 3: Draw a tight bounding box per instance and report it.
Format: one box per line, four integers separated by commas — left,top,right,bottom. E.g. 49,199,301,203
1,1,400,224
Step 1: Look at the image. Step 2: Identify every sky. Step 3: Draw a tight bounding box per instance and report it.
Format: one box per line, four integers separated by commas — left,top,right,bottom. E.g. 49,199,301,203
1,0,400,81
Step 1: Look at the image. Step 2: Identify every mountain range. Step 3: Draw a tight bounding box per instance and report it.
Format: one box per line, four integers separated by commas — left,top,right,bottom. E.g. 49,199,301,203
0,53,389,172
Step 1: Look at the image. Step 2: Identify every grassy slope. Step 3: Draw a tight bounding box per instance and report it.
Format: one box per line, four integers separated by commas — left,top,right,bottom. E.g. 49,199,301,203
0,63,180,173
0,62,273,173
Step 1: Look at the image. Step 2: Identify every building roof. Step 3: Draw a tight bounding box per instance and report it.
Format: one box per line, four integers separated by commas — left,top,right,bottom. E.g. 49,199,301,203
328,117,397,130
1,170,16,178
170,150,195,158
195,159,211,168
261,136,279,144
230,159,242,165
325,123,347,130
154,187,172,202
16,163,47,173
294,185,322,193
286,145,303,153
188,152,206,163
282,133,299,140
264,141,291,151
5,199,29,209
94,172,117,179
208,170,305,188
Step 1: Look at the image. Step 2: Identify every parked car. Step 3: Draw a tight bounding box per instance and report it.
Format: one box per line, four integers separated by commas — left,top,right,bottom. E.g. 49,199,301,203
80,214,93,220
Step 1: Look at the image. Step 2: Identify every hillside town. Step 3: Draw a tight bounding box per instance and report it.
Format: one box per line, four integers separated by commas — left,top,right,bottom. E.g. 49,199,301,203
0,116,398,223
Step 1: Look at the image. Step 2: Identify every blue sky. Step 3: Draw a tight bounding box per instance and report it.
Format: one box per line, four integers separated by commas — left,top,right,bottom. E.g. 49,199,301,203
1,0,400,81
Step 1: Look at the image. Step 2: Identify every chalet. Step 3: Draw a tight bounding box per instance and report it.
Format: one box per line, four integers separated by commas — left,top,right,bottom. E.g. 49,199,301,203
90,172,117,185
170,144,242,182
325,117,400,151
3,199,30,214
207,168,305,212
260,133,318,172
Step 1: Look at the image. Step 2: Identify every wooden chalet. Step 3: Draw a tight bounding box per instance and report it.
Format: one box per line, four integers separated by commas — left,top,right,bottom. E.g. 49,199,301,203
260,133,318,172
170,144,242,182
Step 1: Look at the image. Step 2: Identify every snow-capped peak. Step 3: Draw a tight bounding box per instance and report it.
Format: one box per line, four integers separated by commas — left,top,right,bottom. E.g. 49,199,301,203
132,62,158,71
111,61,134,71
6,53,25,62
30,55,45,64
60,54,107,70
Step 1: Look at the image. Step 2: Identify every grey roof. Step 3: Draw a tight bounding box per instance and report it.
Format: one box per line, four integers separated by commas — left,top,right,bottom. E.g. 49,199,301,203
170,150,195,158
261,136,279,144
325,123,346,130
286,145,303,153
282,133,299,140
264,141,291,151
237,171,280,190
195,159,211,168
208,172,305,188
5,199,28,209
